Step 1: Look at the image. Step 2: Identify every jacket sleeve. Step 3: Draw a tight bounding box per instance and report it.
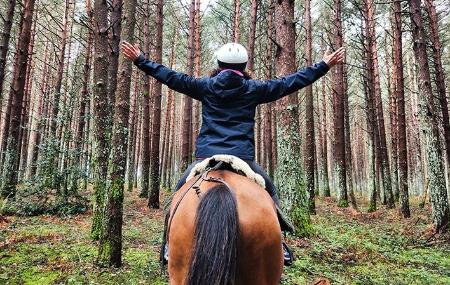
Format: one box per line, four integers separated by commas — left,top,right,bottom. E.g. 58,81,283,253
257,61,330,104
133,53,204,100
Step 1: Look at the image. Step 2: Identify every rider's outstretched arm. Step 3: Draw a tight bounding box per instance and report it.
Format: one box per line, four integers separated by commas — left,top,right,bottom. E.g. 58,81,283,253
122,41,205,100
257,47,345,104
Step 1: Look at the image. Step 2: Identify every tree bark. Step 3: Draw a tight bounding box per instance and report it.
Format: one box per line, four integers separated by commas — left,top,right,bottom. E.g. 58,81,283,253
107,0,123,133
148,0,164,209
408,0,449,231
274,0,311,236
139,1,151,199
232,0,241,42
97,0,137,267
72,0,93,192
393,0,410,217
333,0,348,207
91,0,111,240
424,0,450,174
181,0,196,171
1,0,36,198
0,0,16,125
304,0,315,214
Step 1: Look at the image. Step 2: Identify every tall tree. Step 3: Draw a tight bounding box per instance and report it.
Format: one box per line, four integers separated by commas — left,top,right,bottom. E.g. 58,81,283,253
247,0,257,73
72,0,94,191
107,0,123,130
0,0,36,197
232,0,241,42
424,0,450,172
408,0,449,232
0,0,16,120
321,74,331,197
91,0,111,240
264,1,274,178
332,0,348,207
148,0,164,208
180,0,196,171
304,0,315,214
139,1,151,199
275,0,311,236
366,0,394,208
97,0,137,266
393,0,410,218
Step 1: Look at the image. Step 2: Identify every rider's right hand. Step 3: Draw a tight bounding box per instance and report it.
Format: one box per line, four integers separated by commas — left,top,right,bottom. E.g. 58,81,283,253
121,41,141,62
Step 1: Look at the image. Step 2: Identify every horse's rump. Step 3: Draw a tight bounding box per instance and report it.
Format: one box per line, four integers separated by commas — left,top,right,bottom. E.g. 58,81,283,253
168,170,283,285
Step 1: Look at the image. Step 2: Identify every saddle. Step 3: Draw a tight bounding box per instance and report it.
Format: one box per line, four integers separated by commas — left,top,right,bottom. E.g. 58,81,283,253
186,155,266,189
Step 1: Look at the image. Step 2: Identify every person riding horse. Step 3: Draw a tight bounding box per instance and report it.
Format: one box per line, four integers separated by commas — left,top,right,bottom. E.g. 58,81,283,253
122,41,345,265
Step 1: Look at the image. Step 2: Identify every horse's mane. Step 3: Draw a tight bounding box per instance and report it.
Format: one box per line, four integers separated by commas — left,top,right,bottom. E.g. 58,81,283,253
186,183,239,285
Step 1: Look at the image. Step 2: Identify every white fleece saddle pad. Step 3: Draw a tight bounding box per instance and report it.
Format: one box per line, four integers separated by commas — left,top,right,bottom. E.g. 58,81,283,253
186,155,266,189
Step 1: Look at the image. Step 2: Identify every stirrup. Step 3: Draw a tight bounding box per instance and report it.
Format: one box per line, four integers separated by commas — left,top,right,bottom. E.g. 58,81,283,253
160,213,170,267
276,205,295,234
282,241,294,266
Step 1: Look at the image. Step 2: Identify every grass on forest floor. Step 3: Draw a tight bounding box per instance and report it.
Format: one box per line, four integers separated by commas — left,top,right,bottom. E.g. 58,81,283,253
0,190,449,285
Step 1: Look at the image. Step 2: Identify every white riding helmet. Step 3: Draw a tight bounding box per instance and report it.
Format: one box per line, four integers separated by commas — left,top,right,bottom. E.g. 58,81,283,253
216,43,249,64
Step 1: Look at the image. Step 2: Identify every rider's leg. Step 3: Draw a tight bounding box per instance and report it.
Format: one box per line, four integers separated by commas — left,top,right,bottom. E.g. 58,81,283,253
245,160,294,266
244,161,279,203
245,161,294,231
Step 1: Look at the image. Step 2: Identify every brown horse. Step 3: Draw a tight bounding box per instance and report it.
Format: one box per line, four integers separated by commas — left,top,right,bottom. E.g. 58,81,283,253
167,170,283,285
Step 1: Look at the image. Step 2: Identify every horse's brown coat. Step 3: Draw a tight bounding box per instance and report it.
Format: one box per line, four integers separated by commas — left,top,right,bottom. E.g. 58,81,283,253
168,170,283,285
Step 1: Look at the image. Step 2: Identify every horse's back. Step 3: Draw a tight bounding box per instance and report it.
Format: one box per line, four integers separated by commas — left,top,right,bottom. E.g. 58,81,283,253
168,170,283,285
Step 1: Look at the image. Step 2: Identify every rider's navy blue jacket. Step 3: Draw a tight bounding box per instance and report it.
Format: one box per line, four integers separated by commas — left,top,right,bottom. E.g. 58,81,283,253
134,54,329,161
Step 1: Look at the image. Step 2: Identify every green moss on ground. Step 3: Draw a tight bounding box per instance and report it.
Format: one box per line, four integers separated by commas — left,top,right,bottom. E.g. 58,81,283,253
1,192,448,285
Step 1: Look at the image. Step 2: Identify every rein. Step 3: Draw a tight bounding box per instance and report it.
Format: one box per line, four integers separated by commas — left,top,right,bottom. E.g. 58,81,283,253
164,161,228,255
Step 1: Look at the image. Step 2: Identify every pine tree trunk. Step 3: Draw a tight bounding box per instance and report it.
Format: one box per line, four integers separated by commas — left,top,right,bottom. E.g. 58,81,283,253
385,31,399,201
333,0,348,207
232,0,241,42
274,0,311,236
161,27,178,188
127,74,139,192
408,0,449,231
363,71,377,212
139,1,151,199
181,0,195,171
393,0,410,217
91,0,111,240
0,0,16,116
148,0,164,209
247,0,257,73
1,0,36,198
263,2,274,178
28,40,50,179
18,15,37,180
192,0,201,143
304,0,315,214
107,0,123,133
424,0,450,174
321,73,331,197
344,65,357,210
72,0,93,192
97,0,137,266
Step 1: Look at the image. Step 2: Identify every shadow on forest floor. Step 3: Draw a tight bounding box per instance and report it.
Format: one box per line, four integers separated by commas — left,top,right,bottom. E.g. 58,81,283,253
0,190,449,285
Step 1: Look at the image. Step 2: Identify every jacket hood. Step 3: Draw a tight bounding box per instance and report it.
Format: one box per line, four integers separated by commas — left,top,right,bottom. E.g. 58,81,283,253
209,70,247,99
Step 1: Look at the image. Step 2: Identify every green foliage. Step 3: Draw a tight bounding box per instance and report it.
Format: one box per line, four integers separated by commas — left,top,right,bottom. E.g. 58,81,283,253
1,183,88,216
282,202,450,285
2,195,449,285
337,199,349,208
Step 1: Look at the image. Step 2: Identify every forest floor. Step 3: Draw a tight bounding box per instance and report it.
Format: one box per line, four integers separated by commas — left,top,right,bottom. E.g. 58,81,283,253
1,189,449,285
